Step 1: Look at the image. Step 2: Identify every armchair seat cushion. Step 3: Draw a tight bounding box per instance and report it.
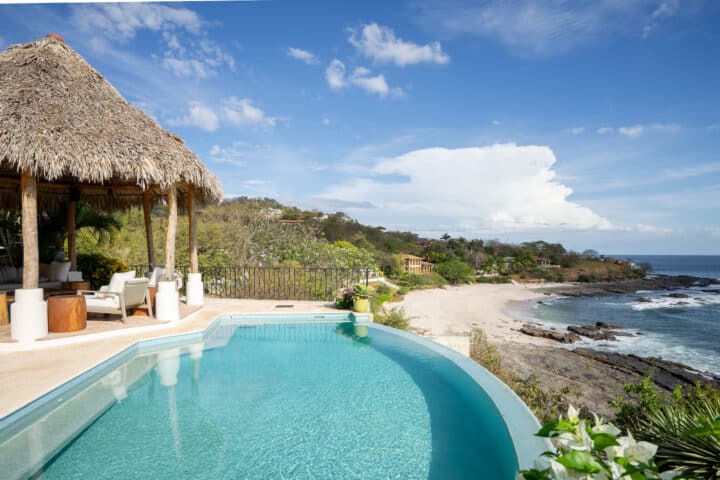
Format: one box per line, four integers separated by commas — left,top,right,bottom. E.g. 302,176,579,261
85,296,120,309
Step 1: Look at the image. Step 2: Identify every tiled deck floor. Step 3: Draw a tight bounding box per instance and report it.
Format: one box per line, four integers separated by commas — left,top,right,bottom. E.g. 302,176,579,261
0,298,341,419
0,304,201,343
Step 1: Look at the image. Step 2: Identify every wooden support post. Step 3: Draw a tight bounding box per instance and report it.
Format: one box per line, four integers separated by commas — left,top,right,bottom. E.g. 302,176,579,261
164,184,177,281
143,191,156,269
66,199,76,270
188,185,198,274
21,171,39,289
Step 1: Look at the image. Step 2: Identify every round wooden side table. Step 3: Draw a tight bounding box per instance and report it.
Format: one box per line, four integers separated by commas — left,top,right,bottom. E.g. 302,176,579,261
61,281,91,291
0,292,8,326
48,295,87,333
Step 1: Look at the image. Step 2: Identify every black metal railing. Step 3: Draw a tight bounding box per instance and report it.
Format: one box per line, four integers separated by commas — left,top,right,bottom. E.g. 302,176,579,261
132,265,370,301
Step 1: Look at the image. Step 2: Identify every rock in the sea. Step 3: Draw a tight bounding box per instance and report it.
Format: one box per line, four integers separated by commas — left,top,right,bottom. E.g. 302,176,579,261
635,297,652,303
596,321,624,329
567,325,618,341
520,324,581,343
665,293,690,298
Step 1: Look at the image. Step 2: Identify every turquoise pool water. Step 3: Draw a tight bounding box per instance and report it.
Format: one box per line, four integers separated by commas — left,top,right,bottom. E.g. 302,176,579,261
1,317,540,479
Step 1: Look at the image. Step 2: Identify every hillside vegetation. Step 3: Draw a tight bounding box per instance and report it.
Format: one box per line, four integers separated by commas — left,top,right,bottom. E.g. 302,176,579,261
8,197,645,286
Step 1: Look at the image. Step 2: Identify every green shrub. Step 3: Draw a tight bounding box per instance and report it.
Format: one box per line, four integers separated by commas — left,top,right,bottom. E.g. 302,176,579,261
76,253,131,290
577,273,599,283
397,271,447,289
476,275,511,284
374,306,412,330
370,292,392,312
520,406,669,480
397,286,409,295
434,259,475,284
374,283,392,296
612,378,720,477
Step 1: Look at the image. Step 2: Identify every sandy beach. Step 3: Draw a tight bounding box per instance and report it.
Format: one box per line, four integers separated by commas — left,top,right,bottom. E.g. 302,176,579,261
394,283,549,345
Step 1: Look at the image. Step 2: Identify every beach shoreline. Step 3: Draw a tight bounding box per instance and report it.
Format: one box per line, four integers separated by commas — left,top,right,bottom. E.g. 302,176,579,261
395,282,720,417
394,282,551,346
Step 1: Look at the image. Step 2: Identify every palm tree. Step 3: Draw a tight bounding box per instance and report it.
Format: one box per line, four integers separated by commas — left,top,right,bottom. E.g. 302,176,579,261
37,202,122,262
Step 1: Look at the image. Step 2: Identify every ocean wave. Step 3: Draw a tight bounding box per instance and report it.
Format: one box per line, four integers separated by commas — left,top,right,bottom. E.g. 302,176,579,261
630,292,720,311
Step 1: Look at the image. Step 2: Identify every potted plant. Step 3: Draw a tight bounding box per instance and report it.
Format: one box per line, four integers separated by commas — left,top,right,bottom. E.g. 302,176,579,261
351,284,370,313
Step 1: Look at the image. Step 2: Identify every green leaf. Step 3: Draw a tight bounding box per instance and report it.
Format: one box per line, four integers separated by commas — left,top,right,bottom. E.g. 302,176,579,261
684,415,720,437
555,419,577,432
517,469,551,480
556,451,605,474
536,421,558,437
592,432,620,450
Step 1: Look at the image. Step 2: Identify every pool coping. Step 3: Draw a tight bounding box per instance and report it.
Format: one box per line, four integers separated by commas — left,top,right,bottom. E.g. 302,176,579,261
1,312,548,474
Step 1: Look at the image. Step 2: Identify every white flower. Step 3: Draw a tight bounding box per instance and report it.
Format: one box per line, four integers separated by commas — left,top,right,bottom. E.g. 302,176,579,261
567,405,580,422
591,413,621,436
605,431,658,464
557,420,593,451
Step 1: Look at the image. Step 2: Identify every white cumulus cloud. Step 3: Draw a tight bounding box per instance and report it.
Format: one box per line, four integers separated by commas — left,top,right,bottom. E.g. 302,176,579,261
596,127,613,135
170,98,275,131
222,97,276,128
72,3,202,39
348,23,449,67
326,59,347,90
287,47,319,65
325,60,402,97
169,101,219,132
317,144,612,234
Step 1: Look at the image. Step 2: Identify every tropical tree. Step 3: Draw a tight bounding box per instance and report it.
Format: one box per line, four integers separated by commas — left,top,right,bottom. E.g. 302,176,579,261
38,202,122,262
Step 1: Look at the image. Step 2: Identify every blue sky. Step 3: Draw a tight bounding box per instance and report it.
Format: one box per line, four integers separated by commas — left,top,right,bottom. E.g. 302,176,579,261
2,1,720,254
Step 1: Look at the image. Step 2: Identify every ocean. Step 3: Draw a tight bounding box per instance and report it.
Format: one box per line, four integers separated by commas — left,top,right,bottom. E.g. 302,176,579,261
530,255,720,374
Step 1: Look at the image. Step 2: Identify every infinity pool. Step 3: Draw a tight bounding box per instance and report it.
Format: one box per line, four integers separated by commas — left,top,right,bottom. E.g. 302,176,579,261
0,315,545,479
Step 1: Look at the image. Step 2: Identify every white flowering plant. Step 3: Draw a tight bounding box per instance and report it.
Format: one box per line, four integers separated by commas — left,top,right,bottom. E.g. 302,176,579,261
518,406,684,480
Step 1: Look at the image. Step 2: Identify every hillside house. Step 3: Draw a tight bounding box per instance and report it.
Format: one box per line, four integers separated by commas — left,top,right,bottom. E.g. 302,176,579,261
401,254,434,274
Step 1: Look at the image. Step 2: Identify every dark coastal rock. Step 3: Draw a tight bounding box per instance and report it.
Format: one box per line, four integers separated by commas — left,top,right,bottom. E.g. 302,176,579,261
520,324,581,343
535,275,718,297
572,348,720,392
567,325,618,341
665,293,690,299
596,321,624,329
635,297,653,303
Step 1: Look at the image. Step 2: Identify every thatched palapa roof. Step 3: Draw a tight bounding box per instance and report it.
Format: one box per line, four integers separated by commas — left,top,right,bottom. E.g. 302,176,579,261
0,34,222,210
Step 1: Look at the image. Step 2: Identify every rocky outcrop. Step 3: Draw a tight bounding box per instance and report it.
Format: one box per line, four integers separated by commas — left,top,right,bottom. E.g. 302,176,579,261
573,348,720,392
535,275,718,297
499,343,720,417
567,325,618,341
520,324,581,343
565,322,631,341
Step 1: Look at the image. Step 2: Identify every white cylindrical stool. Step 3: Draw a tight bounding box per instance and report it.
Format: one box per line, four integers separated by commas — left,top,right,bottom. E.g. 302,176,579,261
11,288,48,342
186,272,204,306
155,280,180,322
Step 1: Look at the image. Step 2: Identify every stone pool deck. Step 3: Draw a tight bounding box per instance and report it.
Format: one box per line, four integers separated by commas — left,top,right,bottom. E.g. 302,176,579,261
0,298,339,419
